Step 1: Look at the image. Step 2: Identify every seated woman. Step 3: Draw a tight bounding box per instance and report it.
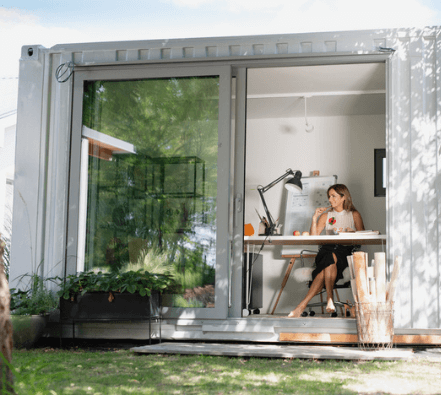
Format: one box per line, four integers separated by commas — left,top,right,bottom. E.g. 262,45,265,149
288,184,364,318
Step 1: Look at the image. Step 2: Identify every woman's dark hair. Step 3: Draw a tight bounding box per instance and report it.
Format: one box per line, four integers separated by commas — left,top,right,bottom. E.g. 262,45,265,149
327,184,356,211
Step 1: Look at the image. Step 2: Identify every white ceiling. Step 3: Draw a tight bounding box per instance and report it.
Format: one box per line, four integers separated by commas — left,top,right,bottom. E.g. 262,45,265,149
246,63,386,118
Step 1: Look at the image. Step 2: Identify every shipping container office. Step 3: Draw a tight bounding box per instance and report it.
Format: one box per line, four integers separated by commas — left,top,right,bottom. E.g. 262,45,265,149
10,27,441,343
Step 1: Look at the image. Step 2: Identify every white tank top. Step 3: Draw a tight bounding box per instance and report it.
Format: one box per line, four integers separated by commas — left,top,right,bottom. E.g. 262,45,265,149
325,210,355,235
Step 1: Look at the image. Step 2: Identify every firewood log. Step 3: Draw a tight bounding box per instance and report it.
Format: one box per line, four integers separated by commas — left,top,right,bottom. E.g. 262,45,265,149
386,256,402,305
374,252,386,303
353,251,369,303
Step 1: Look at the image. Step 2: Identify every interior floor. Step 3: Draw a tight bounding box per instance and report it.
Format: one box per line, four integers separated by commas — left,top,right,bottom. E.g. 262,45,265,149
249,313,353,319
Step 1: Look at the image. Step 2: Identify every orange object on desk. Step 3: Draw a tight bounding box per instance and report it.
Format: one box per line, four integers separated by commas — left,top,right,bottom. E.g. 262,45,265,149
244,223,254,236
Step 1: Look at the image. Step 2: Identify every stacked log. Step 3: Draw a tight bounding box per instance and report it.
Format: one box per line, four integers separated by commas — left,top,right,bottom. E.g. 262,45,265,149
374,252,386,303
347,251,401,349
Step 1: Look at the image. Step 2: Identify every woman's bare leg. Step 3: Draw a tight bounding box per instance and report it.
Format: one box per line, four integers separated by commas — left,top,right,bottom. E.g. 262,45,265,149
288,271,325,318
324,254,338,313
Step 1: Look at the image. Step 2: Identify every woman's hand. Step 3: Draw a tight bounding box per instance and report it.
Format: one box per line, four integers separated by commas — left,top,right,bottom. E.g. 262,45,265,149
313,206,331,219
310,206,331,235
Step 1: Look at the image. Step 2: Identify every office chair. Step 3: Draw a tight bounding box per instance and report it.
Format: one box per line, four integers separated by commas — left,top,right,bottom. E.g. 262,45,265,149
293,249,352,317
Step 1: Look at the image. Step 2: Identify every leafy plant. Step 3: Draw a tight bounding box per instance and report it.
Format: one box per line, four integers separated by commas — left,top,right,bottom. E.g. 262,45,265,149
58,269,181,300
0,197,12,280
10,275,59,316
0,233,10,280
121,247,177,276
0,351,57,395
172,295,205,308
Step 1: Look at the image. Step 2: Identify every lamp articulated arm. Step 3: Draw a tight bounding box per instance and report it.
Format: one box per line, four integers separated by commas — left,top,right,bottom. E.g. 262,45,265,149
257,169,302,236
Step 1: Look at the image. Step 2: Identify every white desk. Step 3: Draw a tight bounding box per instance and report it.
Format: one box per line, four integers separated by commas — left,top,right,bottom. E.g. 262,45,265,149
243,234,386,315
244,234,387,246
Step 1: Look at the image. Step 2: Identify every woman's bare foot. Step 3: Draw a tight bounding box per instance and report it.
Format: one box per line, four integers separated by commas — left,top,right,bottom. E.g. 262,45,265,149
326,299,335,313
288,305,305,318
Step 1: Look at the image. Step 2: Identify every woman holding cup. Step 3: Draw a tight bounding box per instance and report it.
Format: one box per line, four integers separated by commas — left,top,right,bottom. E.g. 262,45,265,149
288,184,364,318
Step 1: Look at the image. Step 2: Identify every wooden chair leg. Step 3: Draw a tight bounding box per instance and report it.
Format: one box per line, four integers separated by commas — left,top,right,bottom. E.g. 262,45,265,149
271,258,296,315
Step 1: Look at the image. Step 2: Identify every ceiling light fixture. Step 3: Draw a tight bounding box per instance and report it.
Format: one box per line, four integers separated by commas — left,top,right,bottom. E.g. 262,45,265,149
303,96,314,133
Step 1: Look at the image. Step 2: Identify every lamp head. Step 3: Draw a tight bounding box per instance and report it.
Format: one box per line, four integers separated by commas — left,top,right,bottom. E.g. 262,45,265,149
284,170,303,192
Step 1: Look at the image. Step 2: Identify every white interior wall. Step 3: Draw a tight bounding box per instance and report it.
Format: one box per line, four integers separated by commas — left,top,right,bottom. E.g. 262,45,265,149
245,113,386,315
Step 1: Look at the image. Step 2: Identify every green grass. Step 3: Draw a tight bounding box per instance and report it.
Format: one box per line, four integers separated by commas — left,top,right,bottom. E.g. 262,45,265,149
6,344,441,394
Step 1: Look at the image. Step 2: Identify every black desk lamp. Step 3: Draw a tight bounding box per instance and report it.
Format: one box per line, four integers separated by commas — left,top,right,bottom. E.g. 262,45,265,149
257,169,302,236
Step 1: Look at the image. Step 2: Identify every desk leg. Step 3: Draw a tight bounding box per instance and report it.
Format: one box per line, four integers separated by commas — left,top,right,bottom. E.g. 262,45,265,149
271,257,296,315
245,244,251,315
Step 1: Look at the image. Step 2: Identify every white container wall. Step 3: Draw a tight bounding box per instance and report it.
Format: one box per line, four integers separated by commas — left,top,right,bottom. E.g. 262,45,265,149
10,27,441,336
388,31,441,329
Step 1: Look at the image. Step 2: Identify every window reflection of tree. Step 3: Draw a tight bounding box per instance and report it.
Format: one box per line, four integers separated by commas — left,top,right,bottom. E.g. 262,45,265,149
82,76,218,307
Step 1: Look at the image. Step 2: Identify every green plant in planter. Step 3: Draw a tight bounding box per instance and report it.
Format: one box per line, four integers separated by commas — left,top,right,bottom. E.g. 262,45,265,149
58,269,181,300
10,275,59,348
10,276,59,316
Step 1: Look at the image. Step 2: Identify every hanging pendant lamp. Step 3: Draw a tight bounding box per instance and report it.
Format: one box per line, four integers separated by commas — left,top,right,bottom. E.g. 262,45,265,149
303,96,314,133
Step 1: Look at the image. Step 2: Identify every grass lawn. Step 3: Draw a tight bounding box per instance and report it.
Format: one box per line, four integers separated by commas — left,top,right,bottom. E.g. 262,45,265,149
5,342,441,395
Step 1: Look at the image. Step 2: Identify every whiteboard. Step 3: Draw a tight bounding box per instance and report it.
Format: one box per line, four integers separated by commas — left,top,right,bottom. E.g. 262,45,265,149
281,175,337,255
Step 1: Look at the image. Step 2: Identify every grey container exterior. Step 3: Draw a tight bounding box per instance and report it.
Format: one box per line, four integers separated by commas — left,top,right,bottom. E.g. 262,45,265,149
10,26,441,338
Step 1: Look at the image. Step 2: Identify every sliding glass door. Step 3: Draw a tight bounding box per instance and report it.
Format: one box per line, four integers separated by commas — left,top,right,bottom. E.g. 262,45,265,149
68,65,232,319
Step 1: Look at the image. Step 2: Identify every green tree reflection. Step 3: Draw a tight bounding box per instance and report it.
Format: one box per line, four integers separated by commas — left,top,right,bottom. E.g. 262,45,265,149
81,76,219,307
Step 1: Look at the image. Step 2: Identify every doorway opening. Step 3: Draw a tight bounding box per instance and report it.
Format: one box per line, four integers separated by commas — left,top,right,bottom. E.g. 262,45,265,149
243,62,386,317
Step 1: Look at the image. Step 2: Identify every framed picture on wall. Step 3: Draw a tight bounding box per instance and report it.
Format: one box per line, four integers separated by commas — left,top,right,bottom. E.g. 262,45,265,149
374,149,386,197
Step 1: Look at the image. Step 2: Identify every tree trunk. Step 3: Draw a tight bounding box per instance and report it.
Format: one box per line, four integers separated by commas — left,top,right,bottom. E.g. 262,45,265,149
0,236,14,393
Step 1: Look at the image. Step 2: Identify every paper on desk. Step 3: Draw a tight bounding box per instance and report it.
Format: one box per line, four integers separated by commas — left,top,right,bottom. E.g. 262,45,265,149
337,230,380,235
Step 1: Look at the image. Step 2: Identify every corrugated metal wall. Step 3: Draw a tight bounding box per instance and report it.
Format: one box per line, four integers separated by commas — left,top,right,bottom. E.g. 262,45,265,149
52,30,400,64
13,27,441,330
58,27,441,329
389,28,441,329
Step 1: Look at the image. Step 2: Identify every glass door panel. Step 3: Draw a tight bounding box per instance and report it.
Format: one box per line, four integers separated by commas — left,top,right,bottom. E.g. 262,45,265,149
69,66,232,319
82,76,218,308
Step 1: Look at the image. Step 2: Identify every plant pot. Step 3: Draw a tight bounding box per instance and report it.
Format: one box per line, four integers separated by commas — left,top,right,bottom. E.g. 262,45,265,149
11,314,48,349
60,291,161,321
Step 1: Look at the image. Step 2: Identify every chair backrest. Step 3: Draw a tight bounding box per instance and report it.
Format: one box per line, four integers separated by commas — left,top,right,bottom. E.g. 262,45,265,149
299,249,318,267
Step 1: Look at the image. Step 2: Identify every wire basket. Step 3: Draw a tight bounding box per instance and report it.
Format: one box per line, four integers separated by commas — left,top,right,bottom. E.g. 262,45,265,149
355,302,394,350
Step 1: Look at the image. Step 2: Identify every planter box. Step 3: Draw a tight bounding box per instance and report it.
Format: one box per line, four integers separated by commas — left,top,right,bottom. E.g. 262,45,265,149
11,315,48,349
60,292,161,321
59,292,161,343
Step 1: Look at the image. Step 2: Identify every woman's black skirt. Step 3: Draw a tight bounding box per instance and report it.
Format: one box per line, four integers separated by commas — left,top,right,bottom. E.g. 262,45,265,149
311,244,357,285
